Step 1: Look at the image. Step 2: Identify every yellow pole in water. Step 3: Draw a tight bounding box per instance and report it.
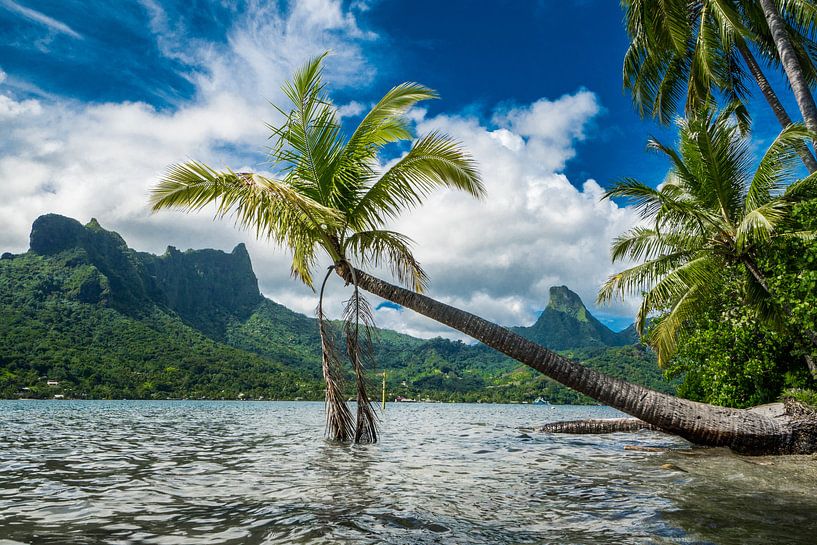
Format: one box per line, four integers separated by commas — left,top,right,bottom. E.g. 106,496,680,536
381,370,387,410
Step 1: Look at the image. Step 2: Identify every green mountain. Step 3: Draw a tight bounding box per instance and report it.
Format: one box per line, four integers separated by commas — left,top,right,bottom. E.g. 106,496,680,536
0,214,674,402
514,285,637,349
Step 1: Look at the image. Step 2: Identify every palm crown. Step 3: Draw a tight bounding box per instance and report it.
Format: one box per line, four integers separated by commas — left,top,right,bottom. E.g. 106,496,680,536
622,0,817,126
150,53,483,292
598,107,817,365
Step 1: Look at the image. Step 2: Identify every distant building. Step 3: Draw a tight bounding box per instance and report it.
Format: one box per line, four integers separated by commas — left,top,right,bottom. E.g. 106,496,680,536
46,380,60,387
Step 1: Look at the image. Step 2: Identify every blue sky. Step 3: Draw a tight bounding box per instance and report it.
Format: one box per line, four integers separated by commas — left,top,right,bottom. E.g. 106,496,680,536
0,0,805,337
2,0,674,183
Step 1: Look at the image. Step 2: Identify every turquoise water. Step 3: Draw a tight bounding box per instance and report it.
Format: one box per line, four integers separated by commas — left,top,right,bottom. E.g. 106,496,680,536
0,400,815,544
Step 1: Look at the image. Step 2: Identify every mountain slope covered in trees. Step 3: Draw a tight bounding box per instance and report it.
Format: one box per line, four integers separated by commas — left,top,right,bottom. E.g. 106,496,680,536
0,214,675,402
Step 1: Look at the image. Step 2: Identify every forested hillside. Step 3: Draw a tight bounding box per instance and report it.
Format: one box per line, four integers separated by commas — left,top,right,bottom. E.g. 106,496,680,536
0,214,675,402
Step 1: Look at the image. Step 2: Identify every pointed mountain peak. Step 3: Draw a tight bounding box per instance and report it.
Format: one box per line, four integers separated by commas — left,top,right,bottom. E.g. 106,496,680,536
231,242,249,257
519,285,634,350
546,285,588,320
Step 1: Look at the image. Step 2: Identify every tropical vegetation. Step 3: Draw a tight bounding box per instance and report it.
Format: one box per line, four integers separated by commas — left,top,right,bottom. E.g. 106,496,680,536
614,0,817,412
598,107,817,366
621,0,817,169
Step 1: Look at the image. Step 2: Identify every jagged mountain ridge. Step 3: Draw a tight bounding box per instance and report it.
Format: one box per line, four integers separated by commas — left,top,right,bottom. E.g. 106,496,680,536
0,214,670,401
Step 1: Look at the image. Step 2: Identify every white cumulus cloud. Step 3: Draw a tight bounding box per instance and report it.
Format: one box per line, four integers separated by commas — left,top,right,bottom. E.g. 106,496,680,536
375,92,640,339
0,3,641,340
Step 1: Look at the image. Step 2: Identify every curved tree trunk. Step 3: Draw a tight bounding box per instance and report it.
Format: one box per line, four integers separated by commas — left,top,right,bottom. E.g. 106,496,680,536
736,40,817,172
337,265,817,455
759,0,817,144
539,418,661,434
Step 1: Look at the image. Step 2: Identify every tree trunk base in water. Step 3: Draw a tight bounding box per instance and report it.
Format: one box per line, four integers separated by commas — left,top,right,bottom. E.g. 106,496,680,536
535,400,817,456
539,418,662,434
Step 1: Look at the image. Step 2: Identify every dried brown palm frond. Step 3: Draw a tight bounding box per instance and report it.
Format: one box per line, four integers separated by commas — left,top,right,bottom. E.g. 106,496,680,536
318,267,354,442
343,266,379,444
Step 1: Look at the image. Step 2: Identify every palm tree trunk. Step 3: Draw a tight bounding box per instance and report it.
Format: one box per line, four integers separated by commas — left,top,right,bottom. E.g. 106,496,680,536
759,0,817,144
539,418,661,434
736,40,817,172
337,264,817,454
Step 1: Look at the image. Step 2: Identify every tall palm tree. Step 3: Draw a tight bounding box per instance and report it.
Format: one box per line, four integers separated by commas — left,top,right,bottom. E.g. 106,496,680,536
151,56,817,454
758,0,817,154
622,0,817,171
598,107,817,369
151,54,484,443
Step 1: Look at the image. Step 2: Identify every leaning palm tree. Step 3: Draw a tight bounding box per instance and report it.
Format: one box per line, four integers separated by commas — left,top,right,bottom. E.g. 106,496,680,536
152,56,817,454
598,107,817,369
151,54,484,443
622,0,817,170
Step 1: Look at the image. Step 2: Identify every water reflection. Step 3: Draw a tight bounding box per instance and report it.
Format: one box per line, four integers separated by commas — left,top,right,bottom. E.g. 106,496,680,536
0,401,815,544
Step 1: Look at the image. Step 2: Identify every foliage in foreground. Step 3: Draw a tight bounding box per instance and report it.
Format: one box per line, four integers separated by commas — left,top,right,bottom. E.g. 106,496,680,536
600,108,817,368
662,200,817,407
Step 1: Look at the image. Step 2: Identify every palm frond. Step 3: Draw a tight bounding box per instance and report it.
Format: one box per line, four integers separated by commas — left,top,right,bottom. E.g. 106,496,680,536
344,82,437,155
648,283,708,366
609,225,703,264
270,53,344,203
635,253,722,335
150,161,340,288
735,200,791,252
318,267,355,442
597,250,696,305
746,123,811,212
784,170,817,201
349,132,483,230
344,229,428,292
342,273,379,444
604,177,718,233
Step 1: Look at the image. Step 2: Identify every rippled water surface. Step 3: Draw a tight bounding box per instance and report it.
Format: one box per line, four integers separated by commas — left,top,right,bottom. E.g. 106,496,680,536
1,401,816,544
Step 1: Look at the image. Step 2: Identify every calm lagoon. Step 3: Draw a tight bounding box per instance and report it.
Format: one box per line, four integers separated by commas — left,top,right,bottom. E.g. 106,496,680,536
1,400,815,544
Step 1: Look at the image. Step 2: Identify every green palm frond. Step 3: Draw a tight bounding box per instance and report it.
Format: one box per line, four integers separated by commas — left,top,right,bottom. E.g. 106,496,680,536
344,229,428,292
604,177,717,234
609,225,705,263
648,283,708,366
344,82,437,156
635,253,722,340
780,0,817,37
150,161,340,261
331,82,438,210
349,132,484,230
270,53,344,203
746,124,811,211
735,200,791,252
777,231,817,248
784,169,817,201
598,251,696,305
684,108,750,223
